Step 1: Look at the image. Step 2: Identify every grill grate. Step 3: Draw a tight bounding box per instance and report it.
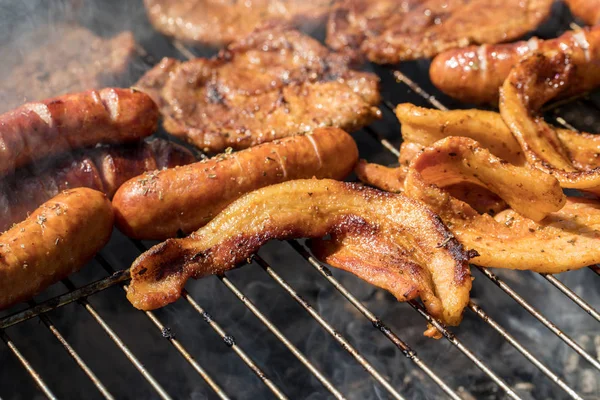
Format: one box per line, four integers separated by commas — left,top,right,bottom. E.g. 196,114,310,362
1,13,599,400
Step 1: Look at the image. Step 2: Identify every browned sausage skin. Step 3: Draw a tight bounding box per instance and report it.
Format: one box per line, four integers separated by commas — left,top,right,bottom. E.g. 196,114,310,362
113,127,359,240
0,88,159,176
0,188,114,310
565,0,600,26
0,139,195,232
430,26,600,104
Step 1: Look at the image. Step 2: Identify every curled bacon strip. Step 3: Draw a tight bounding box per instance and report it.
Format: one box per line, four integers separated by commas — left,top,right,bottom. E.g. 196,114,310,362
127,179,475,333
500,47,600,192
404,137,600,273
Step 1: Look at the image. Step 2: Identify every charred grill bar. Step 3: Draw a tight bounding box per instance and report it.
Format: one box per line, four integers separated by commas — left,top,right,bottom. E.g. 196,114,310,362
0,4,599,400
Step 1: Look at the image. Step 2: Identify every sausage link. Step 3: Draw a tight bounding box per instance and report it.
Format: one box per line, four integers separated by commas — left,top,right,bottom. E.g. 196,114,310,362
565,0,600,26
0,188,114,310
430,26,600,104
0,88,159,176
0,139,195,232
113,127,359,240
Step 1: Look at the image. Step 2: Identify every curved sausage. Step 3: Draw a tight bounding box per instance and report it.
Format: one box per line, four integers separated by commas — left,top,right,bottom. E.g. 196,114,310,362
0,188,114,310
430,26,600,104
0,139,195,232
0,88,159,176
113,127,359,240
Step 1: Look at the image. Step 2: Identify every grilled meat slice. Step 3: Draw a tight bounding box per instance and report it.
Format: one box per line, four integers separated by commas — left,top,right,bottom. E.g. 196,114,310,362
0,188,114,310
395,103,600,171
404,137,600,274
144,0,332,47
0,139,195,232
113,128,358,240
431,26,600,104
0,88,159,177
0,23,135,113
126,179,475,333
134,26,381,153
565,0,600,26
326,0,554,64
500,49,600,193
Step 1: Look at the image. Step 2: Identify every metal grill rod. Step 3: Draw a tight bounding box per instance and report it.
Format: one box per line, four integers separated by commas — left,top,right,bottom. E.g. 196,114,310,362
410,299,527,399
288,241,479,399
253,253,413,400
540,274,600,322
128,240,289,400
94,254,230,400
28,300,114,400
467,301,583,400
475,266,600,371
219,274,347,400
0,269,130,330
388,68,600,323
61,277,173,400
0,329,57,400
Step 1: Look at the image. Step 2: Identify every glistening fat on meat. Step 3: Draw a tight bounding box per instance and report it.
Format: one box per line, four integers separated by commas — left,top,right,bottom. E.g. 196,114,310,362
113,127,359,240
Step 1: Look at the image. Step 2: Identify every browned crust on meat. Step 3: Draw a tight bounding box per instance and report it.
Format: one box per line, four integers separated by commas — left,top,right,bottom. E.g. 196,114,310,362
126,179,474,331
0,88,159,177
134,26,381,152
143,0,332,47
0,188,114,309
403,137,600,273
0,139,194,232
565,0,600,26
500,43,600,191
326,0,554,64
113,127,358,240
431,26,600,104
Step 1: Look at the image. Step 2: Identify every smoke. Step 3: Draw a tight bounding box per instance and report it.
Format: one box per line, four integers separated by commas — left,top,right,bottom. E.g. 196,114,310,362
0,1,599,400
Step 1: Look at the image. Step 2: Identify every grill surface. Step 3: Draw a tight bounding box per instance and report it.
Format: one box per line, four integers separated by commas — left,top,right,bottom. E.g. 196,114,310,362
0,1,599,399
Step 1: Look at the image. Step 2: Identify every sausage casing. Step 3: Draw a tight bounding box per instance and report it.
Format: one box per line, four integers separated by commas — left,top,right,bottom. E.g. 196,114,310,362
430,26,600,104
113,127,359,239
0,88,159,176
0,139,195,232
0,188,114,309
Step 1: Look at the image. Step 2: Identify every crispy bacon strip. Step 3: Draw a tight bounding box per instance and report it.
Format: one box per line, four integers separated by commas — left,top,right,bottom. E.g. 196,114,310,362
396,103,600,175
127,179,475,332
500,49,600,192
403,137,600,273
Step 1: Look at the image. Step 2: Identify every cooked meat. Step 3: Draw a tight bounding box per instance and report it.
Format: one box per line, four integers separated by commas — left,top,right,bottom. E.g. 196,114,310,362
500,49,600,193
430,26,600,104
0,188,114,310
396,103,600,171
144,0,332,47
113,128,358,240
565,0,600,26
0,139,195,232
326,0,554,64
134,26,381,153
126,179,475,334
0,23,135,113
404,137,600,273
0,88,159,177
355,158,508,215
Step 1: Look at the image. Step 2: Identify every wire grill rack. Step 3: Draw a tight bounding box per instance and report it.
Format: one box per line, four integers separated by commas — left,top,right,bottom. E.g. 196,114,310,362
1,11,599,400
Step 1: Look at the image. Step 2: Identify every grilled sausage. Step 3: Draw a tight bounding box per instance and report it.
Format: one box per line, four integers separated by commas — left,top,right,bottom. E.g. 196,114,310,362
113,127,359,240
565,0,600,26
0,139,195,232
0,88,159,176
0,188,114,310
430,26,600,104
